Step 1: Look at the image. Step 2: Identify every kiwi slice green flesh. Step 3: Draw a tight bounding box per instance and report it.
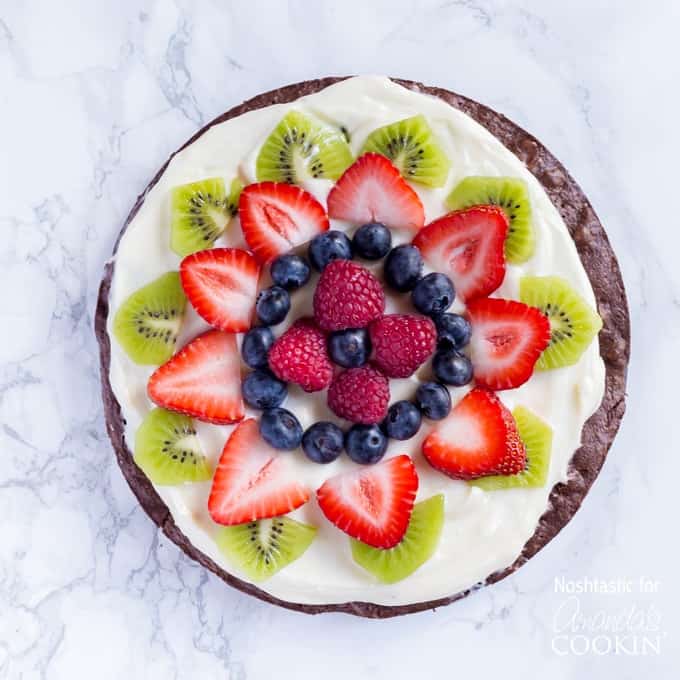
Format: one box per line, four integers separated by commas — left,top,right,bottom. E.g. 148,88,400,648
216,516,317,582
446,176,534,263
113,271,186,365
256,110,353,184
350,494,444,584
134,408,211,485
470,406,552,490
360,115,450,188
520,275,602,370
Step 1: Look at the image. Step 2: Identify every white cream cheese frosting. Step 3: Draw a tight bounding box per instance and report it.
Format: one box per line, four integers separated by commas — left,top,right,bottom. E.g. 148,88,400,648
106,76,605,606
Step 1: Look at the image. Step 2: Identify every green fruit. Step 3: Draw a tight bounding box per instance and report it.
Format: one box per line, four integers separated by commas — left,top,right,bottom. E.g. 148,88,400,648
134,408,211,485
350,494,445,584
113,271,186,365
216,516,317,582
520,275,602,370
256,110,353,184
360,115,450,187
446,176,534,263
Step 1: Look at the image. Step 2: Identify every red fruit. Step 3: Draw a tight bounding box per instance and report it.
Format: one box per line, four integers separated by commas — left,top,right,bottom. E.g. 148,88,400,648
327,365,389,424
148,330,244,424
313,260,385,332
208,419,310,525
179,248,260,332
268,318,333,392
239,182,329,263
316,454,418,548
327,153,425,232
412,206,509,302
422,388,526,480
467,298,551,390
369,314,437,378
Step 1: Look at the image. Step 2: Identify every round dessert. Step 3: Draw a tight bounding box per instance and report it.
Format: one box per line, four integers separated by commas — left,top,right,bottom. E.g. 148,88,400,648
95,76,629,618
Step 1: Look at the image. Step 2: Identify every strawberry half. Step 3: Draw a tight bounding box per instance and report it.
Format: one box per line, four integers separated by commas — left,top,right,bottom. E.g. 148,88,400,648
412,206,509,302
239,182,329,263
316,455,418,548
208,419,310,525
327,153,425,232
422,388,526,480
180,248,260,332
147,329,244,424
467,298,551,390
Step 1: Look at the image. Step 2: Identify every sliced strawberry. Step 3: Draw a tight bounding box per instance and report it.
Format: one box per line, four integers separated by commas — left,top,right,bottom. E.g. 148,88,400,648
179,248,260,332
422,388,526,480
327,153,425,232
239,182,329,263
316,455,418,548
147,330,244,424
467,298,551,390
208,419,310,525
412,206,508,302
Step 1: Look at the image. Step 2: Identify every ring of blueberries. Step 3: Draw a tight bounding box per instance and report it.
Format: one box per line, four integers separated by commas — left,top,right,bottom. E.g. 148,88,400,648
241,222,474,465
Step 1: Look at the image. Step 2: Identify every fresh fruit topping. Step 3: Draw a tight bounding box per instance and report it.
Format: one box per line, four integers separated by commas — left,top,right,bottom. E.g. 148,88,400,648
270,253,311,290
327,365,390,424
239,182,329,263
382,401,422,441
241,326,275,369
259,407,303,450
256,110,353,184
327,153,425,231
467,298,551,390
432,349,473,386
134,408,211,485
208,419,310,524
352,222,392,260
345,425,389,464
422,388,526,480
179,248,260,333
328,327,371,368
241,370,287,410
415,382,451,420
216,516,316,582
411,272,455,317
446,176,534,264
313,260,384,332
113,272,187,365
255,286,291,325
369,314,436,378
308,230,353,271
412,206,509,302
351,493,444,584
519,276,603,370
434,312,472,350
384,244,423,292
268,318,333,392
302,422,345,464
360,115,450,188
316,454,418,548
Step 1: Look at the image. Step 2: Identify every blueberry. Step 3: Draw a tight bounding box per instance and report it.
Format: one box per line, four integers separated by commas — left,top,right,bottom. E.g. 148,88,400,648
308,230,353,271
270,254,311,290
259,408,303,450
432,349,473,386
302,422,345,463
327,328,371,368
345,424,388,464
434,313,472,350
415,382,451,420
242,370,287,410
256,286,290,325
381,401,422,440
352,222,392,260
384,244,423,292
241,326,275,369
412,273,455,316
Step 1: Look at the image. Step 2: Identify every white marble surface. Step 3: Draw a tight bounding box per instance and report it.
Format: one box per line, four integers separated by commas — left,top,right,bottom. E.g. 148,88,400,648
1,1,678,677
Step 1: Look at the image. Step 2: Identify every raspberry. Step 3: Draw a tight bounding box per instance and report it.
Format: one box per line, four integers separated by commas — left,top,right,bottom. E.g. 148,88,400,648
268,319,333,392
327,365,389,424
313,260,385,332
369,314,437,378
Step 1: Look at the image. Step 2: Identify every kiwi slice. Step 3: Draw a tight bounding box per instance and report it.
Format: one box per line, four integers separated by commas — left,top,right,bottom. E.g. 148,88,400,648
256,110,353,184
360,115,450,187
170,177,242,257
113,271,187,365
216,516,316,582
446,176,534,263
520,275,602,370
350,494,444,584
470,406,552,490
134,408,211,485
